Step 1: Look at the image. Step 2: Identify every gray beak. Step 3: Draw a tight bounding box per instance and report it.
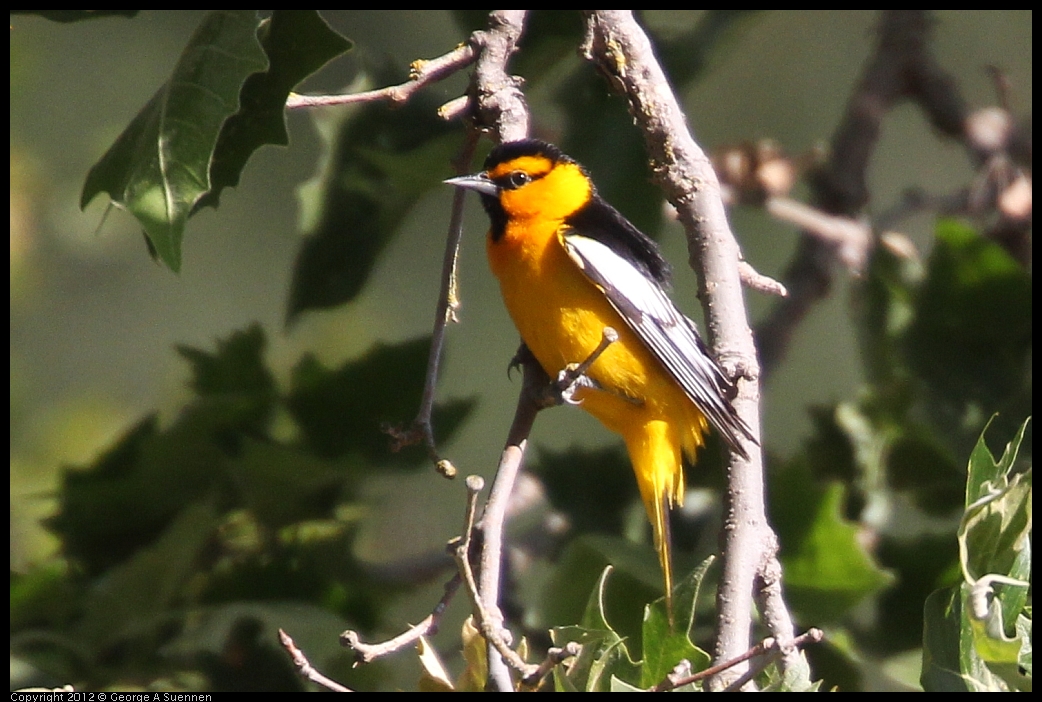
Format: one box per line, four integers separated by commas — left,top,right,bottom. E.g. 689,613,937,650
444,172,499,197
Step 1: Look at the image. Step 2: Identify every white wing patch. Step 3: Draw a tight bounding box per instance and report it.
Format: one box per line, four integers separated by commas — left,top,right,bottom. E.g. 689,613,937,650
563,233,752,458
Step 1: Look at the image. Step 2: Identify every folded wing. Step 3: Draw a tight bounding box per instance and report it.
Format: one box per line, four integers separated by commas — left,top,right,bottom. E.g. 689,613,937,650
562,233,755,458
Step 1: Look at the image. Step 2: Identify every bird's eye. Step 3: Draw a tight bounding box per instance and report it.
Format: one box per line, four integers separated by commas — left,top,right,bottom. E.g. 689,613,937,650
506,171,531,189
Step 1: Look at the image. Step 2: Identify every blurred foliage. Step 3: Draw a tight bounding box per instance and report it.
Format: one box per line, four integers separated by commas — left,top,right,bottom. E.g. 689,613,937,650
11,9,1032,693
13,325,474,691
285,62,462,322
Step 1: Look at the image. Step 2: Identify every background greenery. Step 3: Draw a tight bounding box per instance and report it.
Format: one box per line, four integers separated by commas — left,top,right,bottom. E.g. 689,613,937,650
10,10,1031,691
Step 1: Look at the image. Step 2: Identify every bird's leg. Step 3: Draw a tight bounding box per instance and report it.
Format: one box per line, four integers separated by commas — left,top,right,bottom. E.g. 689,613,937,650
511,328,623,409
555,327,619,405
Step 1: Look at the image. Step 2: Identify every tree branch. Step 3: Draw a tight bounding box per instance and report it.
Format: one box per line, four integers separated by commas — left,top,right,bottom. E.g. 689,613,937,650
581,11,787,689
456,475,538,686
466,10,530,143
650,628,823,692
339,573,462,666
756,10,975,379
403,130,481,477
453,10,533,691
285,42,476,109
279,628,354,692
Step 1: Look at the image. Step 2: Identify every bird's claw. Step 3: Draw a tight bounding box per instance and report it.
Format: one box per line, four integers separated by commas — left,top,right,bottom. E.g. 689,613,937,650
556,365,586,405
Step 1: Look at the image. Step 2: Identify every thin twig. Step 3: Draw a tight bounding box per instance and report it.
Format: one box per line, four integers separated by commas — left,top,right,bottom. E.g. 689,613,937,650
651,628,823,692
286,43,476,109
739,261,788,297
339,573,462,666
402,130,481,477
721,628,824,692
454,475,537,684
764,196,872,274
279,628,354,692
520,642,581,691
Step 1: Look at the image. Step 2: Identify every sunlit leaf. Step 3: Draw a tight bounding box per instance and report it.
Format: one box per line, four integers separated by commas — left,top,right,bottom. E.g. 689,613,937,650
640,559,713,688
81,11,352,271
198,11,353,210
81,11,269,271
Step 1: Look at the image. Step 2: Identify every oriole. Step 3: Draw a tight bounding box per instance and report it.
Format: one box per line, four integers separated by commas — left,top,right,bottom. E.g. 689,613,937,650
447,139,755,616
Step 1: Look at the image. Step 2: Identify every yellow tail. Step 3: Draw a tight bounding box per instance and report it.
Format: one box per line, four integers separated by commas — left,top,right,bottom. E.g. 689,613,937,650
624,420,686,626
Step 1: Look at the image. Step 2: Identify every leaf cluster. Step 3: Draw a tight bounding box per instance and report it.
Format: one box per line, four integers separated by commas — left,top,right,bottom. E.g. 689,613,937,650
12,325,474,690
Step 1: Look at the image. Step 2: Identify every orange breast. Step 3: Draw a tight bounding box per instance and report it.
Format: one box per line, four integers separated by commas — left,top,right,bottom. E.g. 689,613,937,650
487,220,707,455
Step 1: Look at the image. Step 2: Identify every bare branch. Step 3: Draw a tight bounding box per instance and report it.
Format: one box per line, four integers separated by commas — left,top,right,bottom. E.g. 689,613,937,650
339,573,462,666
520,642,581,691
581,11,777,688
720,629,824,692
453,10,532,691
651,628,824,692
286,43,476,109
397,131,481,475
466,10,530,142
739,261,788,298
454,475,537,685
764,196,872,274
279,628,354,692
754,530,802,675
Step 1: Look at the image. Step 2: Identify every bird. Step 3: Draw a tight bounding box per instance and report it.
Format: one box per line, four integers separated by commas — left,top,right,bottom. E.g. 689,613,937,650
446,139,756,618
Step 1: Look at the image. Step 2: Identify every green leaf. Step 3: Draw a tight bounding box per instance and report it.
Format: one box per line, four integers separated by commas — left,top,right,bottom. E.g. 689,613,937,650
227,439,344,530
884,426,964,515
552,567,642,691
921,418,1032,692
922,585,976,691
960,420,1032,586
957,419,1031,682
904,220,1032,444
966,415,1030,507
779,481,893,622
609,676,647,691
47,403,235,575
760,653,821,692
176,323,277,433
537,534,663,644
81,11,269,271
198,522,383,625
640,559,713,688
10,560,80,631
921,582,1028,692
197,10,353,210
552,561,719,691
